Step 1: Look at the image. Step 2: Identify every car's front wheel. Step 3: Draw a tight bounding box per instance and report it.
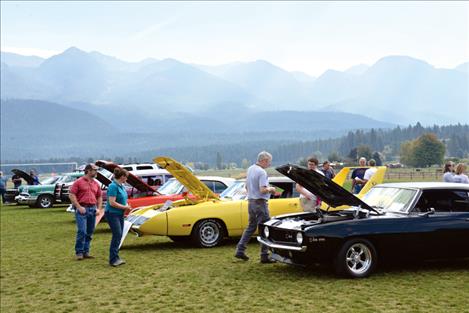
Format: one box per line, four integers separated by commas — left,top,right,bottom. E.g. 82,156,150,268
36,194,54,209
335,238,377,278
191,219,224,248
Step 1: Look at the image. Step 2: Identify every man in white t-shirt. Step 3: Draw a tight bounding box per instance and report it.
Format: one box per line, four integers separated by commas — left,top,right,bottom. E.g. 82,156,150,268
363,159,377,183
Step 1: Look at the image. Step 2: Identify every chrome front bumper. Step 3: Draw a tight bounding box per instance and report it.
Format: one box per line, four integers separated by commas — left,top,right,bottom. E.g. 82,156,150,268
15,194,37,205
257,236,307,252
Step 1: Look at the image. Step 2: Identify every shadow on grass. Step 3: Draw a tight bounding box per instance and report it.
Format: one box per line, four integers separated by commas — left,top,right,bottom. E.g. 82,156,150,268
94,227,112,234
121,236,257,251
121,240,207,251
377,258,469,274
263,258,469,279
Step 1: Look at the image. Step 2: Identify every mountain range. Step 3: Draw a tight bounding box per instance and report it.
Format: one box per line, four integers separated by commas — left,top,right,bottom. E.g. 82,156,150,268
1,47,467,161
1,47,467,125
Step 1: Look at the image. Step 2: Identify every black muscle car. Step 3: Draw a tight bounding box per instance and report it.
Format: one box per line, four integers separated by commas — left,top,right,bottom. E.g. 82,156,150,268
257,164,469,278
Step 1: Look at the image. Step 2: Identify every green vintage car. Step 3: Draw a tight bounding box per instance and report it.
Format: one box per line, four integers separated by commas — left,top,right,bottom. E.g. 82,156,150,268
15,172,84,208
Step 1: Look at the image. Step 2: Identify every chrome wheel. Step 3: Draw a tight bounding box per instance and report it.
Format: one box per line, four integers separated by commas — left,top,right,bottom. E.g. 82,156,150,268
199,221,220,245
192,219,224,248
345,243,372,275
38,195,53,208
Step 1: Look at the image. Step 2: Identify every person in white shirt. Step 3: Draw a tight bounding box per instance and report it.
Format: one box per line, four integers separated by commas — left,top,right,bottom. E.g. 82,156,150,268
355,159,377,186
442,161,455,182
296,156,324,212
453,163,469,184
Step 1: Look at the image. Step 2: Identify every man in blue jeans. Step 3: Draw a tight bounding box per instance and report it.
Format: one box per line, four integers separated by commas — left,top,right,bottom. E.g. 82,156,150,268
235,151,277,263
69,164,103,260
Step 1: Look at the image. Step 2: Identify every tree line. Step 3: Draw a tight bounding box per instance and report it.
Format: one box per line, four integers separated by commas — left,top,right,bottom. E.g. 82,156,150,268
3,123,468,170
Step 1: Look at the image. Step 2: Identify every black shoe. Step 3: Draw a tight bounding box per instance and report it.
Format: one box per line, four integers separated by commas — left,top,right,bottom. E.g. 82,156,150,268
260,257,276,264
234,253,249,261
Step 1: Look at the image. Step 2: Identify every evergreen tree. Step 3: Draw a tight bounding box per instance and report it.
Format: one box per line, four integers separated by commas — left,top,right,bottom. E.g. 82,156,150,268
357,145,372,161
372,151,383,166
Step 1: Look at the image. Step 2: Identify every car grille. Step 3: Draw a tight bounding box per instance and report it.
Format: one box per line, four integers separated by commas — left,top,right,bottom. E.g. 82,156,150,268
268,227,298,244
60,185,71,201
54,184,62,200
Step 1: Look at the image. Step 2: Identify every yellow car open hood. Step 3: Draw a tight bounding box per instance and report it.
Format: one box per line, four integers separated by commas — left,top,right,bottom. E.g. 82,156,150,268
154,156,220,201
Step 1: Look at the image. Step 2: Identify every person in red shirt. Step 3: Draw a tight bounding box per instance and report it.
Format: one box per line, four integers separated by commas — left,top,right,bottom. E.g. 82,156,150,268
69,164,103,260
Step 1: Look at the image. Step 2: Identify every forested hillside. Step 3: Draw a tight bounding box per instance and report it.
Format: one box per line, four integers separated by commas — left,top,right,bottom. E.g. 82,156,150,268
137,123,469,166
9,123,465,168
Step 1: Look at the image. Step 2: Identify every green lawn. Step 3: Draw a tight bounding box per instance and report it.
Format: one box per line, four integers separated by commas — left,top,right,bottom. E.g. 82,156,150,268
1,203,468,313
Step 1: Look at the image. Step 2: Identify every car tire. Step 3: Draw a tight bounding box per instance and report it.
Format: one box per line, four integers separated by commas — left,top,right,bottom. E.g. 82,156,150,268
335,238,377,278
36,194,54,209
191,219,224,248
169,236,190,243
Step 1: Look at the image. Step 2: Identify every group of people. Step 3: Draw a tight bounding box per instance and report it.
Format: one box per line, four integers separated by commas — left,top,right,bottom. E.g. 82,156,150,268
69,164,130,267
234,152,372,263
443,162,469,184
67,154,468,267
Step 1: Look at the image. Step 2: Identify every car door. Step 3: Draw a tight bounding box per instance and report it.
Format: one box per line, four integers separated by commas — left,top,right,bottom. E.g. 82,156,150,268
269,198,301,217
409,189,469,259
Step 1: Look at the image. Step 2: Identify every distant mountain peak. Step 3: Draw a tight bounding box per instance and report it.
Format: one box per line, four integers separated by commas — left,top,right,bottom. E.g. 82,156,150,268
373,55,433,69
62,46,88,56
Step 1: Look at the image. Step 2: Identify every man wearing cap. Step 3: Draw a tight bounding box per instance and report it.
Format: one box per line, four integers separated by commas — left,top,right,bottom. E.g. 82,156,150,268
69,164,103,260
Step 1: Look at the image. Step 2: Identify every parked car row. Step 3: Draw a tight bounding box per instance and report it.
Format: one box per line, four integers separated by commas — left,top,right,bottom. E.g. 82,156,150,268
122,157,383,248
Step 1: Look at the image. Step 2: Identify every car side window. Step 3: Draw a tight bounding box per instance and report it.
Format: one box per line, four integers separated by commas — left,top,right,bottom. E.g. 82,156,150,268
413,190,469,213
136,165,154,170
202,181,215,192
213,182,227,193
452,191,469,212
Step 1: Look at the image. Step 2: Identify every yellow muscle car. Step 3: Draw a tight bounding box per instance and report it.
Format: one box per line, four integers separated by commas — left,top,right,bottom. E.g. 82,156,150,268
124,157,385,248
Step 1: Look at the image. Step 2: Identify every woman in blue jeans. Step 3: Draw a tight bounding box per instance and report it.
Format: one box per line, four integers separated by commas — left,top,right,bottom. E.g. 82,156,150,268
105,167,131,267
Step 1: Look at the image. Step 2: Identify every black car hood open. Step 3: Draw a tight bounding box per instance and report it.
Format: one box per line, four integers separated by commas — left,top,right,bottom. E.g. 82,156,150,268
276,164,377,213
11,169,35,185
95,160,157,193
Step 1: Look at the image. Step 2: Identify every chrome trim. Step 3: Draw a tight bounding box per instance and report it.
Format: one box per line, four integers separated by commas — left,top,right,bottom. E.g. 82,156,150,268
257,236,307,252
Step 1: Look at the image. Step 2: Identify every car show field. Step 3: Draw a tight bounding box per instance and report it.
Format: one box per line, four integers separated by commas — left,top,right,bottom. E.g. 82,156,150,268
1,201,468,313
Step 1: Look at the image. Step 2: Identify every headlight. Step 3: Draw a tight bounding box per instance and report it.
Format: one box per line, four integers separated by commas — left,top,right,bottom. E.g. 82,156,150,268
263,226,269,238
296,232,303,244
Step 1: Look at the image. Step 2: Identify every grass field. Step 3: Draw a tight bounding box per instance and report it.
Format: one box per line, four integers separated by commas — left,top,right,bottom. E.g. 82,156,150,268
1,202,468,313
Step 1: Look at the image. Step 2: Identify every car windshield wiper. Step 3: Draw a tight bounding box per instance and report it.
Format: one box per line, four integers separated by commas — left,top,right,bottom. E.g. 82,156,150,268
370,206,385,214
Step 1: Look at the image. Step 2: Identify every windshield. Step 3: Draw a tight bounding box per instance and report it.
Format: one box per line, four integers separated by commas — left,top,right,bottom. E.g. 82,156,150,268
157,178,183,195
220,181,246,200
41,176,61,185
361,187,417,213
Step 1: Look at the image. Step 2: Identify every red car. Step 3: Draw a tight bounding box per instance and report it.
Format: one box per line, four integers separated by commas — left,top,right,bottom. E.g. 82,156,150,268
127,176,235,208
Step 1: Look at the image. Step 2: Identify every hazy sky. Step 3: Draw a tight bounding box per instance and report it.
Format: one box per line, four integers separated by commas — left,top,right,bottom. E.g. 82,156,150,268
1,1,468,76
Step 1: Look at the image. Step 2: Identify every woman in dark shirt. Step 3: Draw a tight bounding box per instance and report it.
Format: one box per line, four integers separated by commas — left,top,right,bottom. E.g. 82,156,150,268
105,168,131,267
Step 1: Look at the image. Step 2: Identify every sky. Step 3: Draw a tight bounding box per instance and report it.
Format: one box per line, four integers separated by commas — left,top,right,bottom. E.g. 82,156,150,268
1,1,468,76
